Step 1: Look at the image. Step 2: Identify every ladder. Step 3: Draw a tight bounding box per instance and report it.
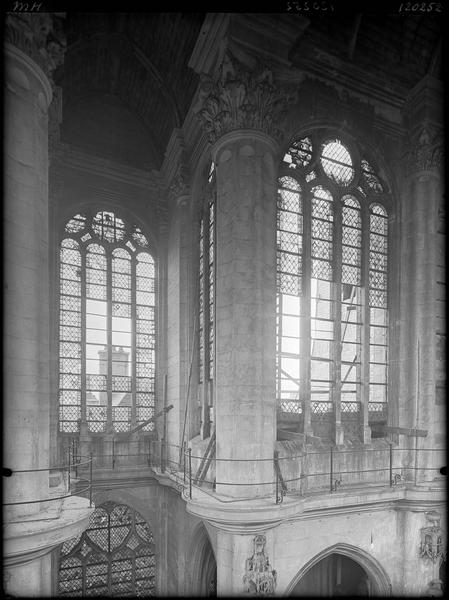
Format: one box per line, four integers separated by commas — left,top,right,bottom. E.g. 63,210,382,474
193,430,216,486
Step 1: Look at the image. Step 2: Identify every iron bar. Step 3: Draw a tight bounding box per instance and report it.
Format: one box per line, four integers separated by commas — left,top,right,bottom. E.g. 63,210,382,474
188,448,192,499
160,438,165,473
389,443,393,487
89,452,93,507
330,446,333,492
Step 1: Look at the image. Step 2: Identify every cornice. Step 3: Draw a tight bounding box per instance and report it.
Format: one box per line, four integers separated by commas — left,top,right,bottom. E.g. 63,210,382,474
54,145,163,191
182,481,446,534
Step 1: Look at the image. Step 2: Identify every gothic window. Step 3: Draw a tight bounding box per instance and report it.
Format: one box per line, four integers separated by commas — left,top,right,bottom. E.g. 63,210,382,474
58,211,156,435
58,501,156,596
199,162,216,385
276,132,390,440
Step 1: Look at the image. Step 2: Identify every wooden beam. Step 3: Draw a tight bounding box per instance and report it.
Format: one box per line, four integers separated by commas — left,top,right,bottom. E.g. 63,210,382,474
386,426,428,438
128,404,174,434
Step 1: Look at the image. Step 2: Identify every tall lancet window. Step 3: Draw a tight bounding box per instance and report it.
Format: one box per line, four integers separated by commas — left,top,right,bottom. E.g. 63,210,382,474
276,133,390,440
58,211,156,434
198,162,216,436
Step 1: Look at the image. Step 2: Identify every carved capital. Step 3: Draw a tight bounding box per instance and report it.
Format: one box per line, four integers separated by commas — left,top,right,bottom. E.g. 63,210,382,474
5,13,66,80
169,166,190,200
405,123,443,177
195,50,297,145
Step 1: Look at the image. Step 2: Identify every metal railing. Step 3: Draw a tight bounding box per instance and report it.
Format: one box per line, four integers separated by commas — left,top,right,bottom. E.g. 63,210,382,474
3,454,94,509
41,438,444,507
146,440,444,505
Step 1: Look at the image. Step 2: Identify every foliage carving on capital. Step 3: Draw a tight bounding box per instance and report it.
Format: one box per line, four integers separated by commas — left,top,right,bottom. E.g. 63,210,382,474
195,51,297,145
169,166,190,200
5,13,66,79
405,123,443,176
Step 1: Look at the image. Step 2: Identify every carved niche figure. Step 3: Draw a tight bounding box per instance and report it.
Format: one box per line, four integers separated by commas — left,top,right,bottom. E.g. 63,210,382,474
243,534,277,596
419,511,446,564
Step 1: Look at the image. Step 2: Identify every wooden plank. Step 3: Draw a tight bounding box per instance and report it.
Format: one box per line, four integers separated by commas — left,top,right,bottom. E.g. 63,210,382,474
386,426,428,437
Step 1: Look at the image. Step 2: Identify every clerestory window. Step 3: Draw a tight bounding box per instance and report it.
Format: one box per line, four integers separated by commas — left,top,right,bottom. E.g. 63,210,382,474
198,162,216,386
276,133,389,441
58,210,156,435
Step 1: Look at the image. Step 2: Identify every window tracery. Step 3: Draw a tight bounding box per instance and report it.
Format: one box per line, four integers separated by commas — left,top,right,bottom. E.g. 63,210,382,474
276,132,390,439
58,501,156,596
58,210,156,434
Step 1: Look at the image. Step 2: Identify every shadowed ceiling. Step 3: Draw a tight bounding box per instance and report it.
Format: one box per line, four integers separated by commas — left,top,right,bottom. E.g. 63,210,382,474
57,12,443,172
58,12,205,171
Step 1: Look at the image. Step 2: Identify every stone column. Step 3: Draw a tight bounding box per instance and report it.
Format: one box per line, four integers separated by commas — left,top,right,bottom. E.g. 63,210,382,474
4,12,63,517
398,75,444,484
166,168,191,466
4,15,92,597
196,51,296,498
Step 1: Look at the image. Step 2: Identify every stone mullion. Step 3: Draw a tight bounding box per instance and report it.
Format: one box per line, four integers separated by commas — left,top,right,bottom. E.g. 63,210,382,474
301,190,312,436
80,247,87,427
106,252,113,433
333,200,343,445
131,254,137,430
361,204,371,444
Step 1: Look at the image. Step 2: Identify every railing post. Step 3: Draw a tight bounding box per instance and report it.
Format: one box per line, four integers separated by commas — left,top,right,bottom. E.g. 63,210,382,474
188,447,192,499
389,443,393,487
67,445,71,493
330,446,333,492
160,438,165,473
112,438,115,469
74,439,78,479
89,452,93,507
275,451,279,504
148,438,151,467
183,442,186,484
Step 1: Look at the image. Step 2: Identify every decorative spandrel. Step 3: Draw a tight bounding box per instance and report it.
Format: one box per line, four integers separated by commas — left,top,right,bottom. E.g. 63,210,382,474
243,535,277,596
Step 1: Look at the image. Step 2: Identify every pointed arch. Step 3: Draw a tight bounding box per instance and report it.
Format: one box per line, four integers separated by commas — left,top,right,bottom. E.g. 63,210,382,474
285,542,392,596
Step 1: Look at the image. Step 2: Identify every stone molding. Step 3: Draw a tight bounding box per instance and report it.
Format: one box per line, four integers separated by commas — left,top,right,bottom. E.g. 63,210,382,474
5,13,66,80
195,50,297,145
405,123,443,177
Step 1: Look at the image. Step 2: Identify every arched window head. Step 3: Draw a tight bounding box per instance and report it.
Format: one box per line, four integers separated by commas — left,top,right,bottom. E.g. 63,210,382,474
58,501,156,596
277,131,390,441
58,210,156,435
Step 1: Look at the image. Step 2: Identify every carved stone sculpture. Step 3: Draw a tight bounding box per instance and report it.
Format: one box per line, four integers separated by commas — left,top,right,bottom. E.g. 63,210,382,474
243,534,277,596
419,511,445,564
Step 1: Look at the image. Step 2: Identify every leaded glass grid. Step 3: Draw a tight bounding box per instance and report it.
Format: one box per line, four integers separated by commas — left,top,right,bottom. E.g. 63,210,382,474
276,131,390,438
58,211,156,435
58,502,156,597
